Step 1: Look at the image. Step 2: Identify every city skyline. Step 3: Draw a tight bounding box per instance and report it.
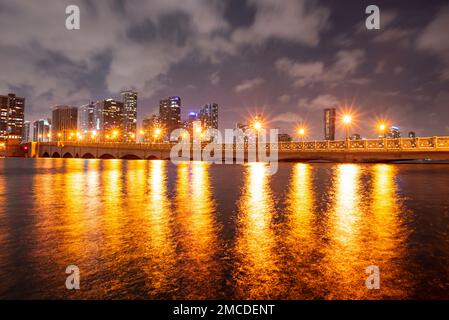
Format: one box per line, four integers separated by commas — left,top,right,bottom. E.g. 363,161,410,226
1,0,449,140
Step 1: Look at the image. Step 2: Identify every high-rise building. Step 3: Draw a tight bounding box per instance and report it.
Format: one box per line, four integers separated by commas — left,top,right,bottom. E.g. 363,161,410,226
192,119,202,143
387,126,401,139
142,114,161,143
121,90,138,142
78,102,101,134
97,99,124,141
0,93,25,141
324,108,336,140
52,106,78,141
22,121,31,143
199,103,218,130
159,96,181,141
33,119,52,142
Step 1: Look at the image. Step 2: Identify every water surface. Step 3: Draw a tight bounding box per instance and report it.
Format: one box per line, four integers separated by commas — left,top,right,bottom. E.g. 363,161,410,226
0,158,448,299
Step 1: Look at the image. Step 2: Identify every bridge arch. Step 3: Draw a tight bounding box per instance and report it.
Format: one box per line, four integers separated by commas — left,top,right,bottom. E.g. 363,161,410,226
42,152,50,157
52,152,61,158
146,155,159,160
99,153,115,159
63,152,73,158
120,154,142,160
82,153,95,159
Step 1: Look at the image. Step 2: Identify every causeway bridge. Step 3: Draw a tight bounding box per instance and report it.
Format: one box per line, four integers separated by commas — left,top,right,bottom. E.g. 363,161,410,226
26,136,449,162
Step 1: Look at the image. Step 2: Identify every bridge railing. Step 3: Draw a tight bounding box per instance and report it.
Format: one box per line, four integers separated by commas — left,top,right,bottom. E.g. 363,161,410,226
38,136,449,152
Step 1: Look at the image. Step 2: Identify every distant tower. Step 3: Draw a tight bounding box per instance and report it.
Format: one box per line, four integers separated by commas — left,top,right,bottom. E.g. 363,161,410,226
22,121,31,143
51,106,78,141
0,93,25,141
199,103,218,130
324,108,336,140
159,96,181,141
33,119,52,142
96,99,125,141
121,90,138,142
78,102,101,133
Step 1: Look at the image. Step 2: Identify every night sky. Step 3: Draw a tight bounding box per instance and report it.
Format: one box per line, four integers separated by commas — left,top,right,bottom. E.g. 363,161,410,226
1,0,448,139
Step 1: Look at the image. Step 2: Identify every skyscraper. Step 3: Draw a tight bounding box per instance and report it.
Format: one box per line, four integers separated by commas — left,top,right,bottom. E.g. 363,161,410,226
78,102,101,134
22,121,31,143
324,108,336,140
33,119,52,142
159,96,181,141
199,103,218,130
97,99,124,141
0,93,25,141
121,90,138,142
142,114,161,143
52,106,78,141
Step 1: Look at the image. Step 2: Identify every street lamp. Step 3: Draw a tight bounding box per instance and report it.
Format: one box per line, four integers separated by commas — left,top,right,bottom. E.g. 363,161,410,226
251,117,264,161
378,123,387,137
153,128,161,142
112,130,119,142
342,114,352,140
297,127,306,149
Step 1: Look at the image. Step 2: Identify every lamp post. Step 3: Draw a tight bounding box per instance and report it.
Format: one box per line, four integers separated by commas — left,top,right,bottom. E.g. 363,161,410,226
378,123,388,149
342,115,352,140
153,128,161,144
298,127,306,148
253,119,262,162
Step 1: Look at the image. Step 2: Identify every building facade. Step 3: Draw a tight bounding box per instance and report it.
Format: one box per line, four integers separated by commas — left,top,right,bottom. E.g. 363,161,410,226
33,119,52,142
22,121,31,143
159,96,181,141
199,103,218,130
142,114,161,143
324,108,336,140
78,102,101,134
97,99,124,141
121,90,138,142
0,93,25,141
52,106,78,141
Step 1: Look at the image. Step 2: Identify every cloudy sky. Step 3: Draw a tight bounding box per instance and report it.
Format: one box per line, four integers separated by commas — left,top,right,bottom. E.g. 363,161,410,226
1,0,448,139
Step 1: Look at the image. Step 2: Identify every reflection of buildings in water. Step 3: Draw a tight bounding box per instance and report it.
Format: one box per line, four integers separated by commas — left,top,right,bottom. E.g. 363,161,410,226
174,161,219,299
234,162,280,299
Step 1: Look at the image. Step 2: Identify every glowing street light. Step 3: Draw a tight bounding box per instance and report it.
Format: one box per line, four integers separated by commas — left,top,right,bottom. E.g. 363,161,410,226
378,123,388,138
342,114,352,140
152,128,162,143
297,127,306,143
